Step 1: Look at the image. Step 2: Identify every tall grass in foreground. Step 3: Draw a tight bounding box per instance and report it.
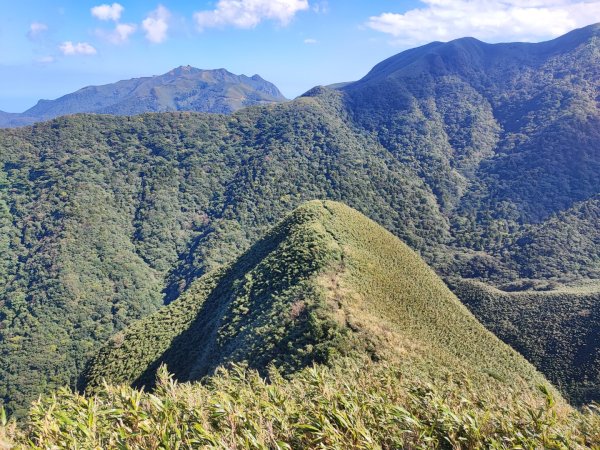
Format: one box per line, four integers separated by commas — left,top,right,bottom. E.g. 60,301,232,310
3,360,599,449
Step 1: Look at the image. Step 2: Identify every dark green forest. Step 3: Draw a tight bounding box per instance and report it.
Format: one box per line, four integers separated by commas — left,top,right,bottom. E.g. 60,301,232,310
0,24,600,417
451,279,600,406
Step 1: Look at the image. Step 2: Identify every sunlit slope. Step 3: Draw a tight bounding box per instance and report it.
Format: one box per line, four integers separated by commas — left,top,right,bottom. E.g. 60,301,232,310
83,201,545,395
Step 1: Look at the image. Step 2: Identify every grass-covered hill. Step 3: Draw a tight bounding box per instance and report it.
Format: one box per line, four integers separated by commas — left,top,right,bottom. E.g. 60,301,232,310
0,66,286,128
0,97,449,416
452,279,600,406
1,24,600,415
83,201,544,393
5,202,600,449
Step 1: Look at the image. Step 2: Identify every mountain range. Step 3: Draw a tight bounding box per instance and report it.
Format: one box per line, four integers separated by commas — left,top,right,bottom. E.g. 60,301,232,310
0,23,599,437
0,66,286,127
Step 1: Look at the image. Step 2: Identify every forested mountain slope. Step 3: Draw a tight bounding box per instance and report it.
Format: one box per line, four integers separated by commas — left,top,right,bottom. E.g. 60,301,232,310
510,196,600,279
452,279,600,406
0,24,599,415
0,99,447,416
342,23,600,238
9,202,596,449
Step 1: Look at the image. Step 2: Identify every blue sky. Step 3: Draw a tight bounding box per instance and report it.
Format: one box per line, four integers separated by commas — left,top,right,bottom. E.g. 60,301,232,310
2,0,600,112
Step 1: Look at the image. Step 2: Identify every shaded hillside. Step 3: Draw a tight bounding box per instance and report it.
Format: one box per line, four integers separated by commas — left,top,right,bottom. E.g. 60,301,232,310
342,23,600,241
452,279,600,405
510,196,600,279
83,201,543,394
0,66,286,127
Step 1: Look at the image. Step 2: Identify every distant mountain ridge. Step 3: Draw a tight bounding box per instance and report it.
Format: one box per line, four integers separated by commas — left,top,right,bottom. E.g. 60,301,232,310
340,22,600,227
0,66,286,127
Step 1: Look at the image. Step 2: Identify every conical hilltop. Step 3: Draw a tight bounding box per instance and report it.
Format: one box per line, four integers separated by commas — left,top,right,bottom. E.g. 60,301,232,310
83,200,545,394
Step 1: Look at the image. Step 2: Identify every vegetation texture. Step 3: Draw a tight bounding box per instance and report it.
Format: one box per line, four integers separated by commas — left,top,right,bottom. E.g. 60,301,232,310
4,362,600,449
452,279,600,406
6,202,599,450
0,24,599,413
82,201,545,394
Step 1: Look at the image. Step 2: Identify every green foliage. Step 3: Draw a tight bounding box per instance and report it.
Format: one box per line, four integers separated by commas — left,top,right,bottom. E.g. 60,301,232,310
5,361,600,449
83,201,546,398
1,24,600,415
83,202,352,390
452,279,600,405
0,97,448,415
510,196,600,279
344,26,600,251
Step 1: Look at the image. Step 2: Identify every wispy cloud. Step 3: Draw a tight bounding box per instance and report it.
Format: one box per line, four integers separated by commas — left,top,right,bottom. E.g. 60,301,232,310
366,0,600,44
143,5,170,43
91,3,124,21
194,0,309,30
27,22,48,40
312,1,329,14
304,38,318,44
59,41,97,56
97,23,137,44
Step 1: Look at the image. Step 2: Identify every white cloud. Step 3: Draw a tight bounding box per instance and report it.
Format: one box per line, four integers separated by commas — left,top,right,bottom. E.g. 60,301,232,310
59,41,97,56
366,0,600,45
27,22,48,40
143,5,170,43
194,0,309,30
98,23,137,44
304,38,318,44
91,3,124,21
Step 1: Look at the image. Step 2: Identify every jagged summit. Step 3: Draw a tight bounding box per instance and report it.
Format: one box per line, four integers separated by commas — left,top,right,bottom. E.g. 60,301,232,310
0,66,286,127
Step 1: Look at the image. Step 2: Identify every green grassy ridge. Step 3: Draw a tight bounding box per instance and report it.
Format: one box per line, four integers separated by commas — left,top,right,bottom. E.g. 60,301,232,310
6,360,600,449
83,201,351,390
451,278,600,405
84,201,547,399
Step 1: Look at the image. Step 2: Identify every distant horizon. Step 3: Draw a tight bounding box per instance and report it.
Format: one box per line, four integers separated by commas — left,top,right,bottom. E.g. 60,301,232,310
4,22,598,114
4,65,301,114
3,0,600,112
